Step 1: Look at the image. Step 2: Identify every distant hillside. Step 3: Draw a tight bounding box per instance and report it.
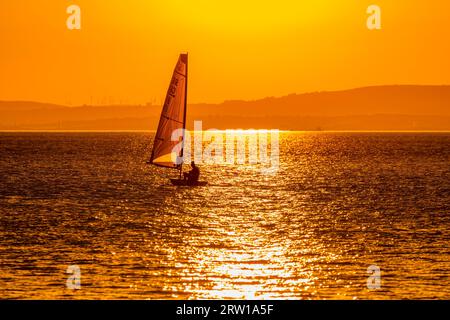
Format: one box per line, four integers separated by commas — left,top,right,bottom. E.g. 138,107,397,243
1,85,449,130
0,101,65,111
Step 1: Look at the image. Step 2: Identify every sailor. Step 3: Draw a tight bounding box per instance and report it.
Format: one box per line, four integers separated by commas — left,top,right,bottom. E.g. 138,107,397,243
183,161,200,183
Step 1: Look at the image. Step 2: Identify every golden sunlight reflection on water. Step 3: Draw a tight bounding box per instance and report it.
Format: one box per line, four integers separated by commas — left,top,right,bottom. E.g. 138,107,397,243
0,132,449,299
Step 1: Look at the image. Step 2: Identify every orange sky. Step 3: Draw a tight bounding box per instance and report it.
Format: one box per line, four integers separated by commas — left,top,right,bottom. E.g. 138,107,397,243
0,0,449,105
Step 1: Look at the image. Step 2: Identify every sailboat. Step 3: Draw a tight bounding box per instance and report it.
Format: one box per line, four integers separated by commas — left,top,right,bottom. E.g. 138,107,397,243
149,53,207,186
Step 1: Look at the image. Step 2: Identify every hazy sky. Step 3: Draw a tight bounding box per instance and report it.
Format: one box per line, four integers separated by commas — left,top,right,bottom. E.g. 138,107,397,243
1,0,449,105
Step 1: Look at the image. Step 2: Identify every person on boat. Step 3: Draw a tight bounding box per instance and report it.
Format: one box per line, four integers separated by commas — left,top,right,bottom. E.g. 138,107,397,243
183,161,200,183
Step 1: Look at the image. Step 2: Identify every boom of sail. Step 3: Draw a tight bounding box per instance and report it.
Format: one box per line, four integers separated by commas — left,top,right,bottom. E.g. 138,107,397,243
149,54,188,169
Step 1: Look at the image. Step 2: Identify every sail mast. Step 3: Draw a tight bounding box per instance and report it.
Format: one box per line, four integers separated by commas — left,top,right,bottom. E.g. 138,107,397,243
179,53,188,178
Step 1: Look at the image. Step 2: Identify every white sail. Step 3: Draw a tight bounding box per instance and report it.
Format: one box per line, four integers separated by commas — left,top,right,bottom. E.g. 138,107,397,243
150,54,188,168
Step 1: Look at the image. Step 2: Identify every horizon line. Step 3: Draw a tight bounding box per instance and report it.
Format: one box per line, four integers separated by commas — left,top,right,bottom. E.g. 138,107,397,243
1,130,449,133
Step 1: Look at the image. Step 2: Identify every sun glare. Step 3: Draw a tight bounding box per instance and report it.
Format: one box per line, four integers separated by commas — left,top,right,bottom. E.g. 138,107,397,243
158,0,337,33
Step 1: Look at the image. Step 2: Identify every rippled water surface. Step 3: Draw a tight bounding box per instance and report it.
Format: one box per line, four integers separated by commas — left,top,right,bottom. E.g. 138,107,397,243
0,132,449,299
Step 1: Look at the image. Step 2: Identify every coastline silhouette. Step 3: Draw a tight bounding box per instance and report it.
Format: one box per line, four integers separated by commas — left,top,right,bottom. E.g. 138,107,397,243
1,85,450,131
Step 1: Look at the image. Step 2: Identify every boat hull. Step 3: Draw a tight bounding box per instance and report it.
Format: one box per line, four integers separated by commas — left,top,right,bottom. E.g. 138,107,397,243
170,179,208,187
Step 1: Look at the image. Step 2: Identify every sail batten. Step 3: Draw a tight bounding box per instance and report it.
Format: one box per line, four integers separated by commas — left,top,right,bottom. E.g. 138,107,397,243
150,54,188,169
